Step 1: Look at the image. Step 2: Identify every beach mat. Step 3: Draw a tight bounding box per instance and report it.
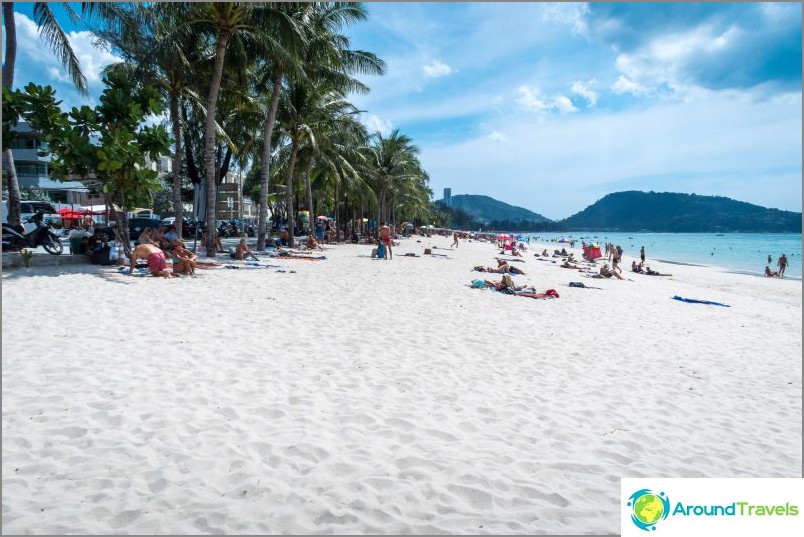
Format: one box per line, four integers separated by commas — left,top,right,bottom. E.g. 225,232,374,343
672,295,730,307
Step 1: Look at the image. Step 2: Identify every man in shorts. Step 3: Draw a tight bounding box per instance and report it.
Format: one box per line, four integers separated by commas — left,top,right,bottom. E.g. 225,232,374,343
130,243,173,277
380,221,392,260
778,254,788,278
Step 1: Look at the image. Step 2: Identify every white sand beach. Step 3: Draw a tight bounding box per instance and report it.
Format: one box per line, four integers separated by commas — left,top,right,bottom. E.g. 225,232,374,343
2,237,801,534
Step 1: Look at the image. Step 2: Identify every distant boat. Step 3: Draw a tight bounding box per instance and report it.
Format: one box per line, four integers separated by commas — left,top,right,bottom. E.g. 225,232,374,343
715,234,724,236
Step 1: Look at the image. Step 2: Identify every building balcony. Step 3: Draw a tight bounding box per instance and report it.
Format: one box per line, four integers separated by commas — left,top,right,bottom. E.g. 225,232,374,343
11,149,51,162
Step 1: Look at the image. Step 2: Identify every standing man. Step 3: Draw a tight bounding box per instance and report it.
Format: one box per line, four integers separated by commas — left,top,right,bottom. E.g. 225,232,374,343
640,246,646,265
452,232,459,248
380,221,393,260
778,253,788,278
768,254,773,266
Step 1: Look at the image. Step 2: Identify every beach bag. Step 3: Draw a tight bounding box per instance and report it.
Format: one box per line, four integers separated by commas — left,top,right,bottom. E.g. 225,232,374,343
569,281,585,288
377,242,386,258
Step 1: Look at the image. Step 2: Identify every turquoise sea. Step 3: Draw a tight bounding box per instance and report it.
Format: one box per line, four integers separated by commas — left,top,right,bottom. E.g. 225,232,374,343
521,232,803,280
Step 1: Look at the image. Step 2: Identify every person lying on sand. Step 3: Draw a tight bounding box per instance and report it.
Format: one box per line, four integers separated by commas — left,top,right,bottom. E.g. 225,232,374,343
477,274,536,293
632,261,645,274
496,259,526,275
561,260,583,269
765,266,781,278
130,243,174,278
644,266,672,277
600,264,623,280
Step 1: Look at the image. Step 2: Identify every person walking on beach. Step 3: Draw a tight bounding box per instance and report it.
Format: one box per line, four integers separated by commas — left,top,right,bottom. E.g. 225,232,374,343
778,254,788,278
380,222,393,260
452,232,459,248
640,246,646,264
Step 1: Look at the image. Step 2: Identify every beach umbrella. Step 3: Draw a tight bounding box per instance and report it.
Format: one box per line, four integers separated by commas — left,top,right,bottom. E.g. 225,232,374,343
316,215,329,220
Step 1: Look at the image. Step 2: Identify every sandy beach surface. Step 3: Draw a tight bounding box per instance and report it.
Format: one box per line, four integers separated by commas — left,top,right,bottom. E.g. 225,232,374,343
2,236,801,534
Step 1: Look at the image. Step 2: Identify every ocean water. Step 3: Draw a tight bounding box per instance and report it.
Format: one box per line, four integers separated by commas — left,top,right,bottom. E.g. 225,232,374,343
520,232,803,280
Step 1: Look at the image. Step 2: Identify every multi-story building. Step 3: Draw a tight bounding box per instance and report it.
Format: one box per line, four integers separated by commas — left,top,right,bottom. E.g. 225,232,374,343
6,121,87,204
216,170,255,221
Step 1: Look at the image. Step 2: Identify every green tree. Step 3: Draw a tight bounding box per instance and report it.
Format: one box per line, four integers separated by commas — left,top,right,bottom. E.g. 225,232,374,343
14,72,171,253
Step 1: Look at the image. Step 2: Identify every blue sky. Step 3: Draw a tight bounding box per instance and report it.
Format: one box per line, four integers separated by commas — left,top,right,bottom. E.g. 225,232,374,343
5,2,802,220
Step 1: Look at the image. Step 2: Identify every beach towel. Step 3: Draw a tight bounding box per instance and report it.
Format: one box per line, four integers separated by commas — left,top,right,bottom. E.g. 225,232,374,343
672,296,730,307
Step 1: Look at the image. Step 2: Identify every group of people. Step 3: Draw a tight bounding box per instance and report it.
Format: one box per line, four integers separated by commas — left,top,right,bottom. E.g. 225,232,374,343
765,254,788,278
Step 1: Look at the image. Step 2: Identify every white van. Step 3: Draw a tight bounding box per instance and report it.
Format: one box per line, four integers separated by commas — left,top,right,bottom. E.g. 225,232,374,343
2,200,61,233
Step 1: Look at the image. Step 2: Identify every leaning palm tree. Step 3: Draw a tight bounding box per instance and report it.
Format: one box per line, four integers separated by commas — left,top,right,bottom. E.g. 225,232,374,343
2,2,121,228
254,2,385,249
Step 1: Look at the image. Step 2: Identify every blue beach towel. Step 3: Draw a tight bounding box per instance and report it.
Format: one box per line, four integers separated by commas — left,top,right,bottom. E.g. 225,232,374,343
672,295,730,308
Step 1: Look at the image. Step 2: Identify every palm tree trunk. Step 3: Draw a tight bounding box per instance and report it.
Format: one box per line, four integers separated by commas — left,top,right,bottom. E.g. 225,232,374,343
3,3,22,230
170,91,183,237
257,69,283,250
2,3,16,87
305,157,314,238
284,141,299,248
204,31,230,256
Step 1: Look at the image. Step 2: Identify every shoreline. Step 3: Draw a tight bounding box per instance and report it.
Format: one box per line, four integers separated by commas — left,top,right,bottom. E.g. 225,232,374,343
2,236,801,534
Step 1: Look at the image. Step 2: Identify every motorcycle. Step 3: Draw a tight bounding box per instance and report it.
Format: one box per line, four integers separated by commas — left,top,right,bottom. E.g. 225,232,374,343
2,211,64,254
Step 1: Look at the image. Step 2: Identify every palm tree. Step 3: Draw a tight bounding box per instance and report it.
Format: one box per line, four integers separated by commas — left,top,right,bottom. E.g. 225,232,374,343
188,2,305,255
363,130,426,227
254,2,384,249
99,3,204,238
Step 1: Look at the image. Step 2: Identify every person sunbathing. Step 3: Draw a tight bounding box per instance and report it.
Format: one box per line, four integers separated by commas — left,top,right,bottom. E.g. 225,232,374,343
234,238,258,261
644,266,672,276
765,266,781,278
168,240,197,275
496,259,526,275
631,260,645,274
305,235,324,251
561,260,583,269
479,274,536,293
600,264,623,280
541,249,549,257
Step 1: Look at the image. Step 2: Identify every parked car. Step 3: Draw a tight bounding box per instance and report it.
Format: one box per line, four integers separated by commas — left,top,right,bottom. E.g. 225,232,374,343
94,217,164,242
161,216,197,238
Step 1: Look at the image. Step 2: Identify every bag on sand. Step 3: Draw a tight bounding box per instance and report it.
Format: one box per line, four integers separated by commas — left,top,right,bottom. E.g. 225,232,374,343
569,281,586,288
377,242,386,258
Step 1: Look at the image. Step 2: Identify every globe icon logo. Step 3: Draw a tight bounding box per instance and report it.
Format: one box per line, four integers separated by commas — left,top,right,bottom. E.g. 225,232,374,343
627,489,670,531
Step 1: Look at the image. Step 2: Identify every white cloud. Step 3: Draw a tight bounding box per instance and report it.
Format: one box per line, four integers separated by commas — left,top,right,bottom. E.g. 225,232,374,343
540,2,590,37
12,13,121,108
421,91,802,219
611,75,651,96
363,114,394,136
488,131,507,142
570,79,598,106
516,85,578,114
422,59,455,78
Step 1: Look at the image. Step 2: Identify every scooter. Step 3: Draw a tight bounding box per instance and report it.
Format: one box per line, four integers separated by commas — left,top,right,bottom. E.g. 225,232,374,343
2,211,64,254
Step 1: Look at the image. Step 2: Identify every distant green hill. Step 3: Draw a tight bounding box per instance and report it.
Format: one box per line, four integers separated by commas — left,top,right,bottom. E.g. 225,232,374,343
436,194,552,225
560,191,802,232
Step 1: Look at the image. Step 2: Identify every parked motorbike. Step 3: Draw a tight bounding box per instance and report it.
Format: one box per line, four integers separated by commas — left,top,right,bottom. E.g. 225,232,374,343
2,211,64,254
